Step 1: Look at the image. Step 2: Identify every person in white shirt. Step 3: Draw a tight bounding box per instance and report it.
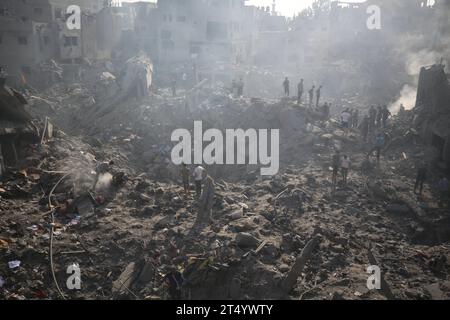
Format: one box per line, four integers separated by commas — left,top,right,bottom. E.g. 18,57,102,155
341,109,352,136
341,155,351,185
193,166,206,197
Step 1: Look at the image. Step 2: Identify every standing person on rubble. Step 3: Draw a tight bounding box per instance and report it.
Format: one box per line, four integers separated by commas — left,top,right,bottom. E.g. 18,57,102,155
341,155,351,186
369,106,377,132
181,163,190,196
198,174,215,223
297,79,304,104
340,108,352,136
359,115,370,142
381,105,392,128
308,85,315,108
283,77,290,97
193,165,206,197
438,176,449,208
414,165,427,195
331,150,341,189
316,85,322,108
369,132,385,164
398,104,406,117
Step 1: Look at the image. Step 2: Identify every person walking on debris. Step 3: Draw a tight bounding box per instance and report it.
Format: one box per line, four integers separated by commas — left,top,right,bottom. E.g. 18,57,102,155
438,176,449,208
331,150,341,189
297,79,304,104
283,77,290,97
369,106,377,132
341,108,352,136
316,85,322,108
370,132,385,164
181,163,190,196
193,165,206,197
341,155,351,185
359,115,370,142
414,165,427,195
381,105,391,128
308,85,315,108
198,174,215,223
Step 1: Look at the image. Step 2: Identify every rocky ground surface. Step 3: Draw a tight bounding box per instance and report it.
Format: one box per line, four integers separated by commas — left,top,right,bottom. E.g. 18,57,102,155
1,83,450,300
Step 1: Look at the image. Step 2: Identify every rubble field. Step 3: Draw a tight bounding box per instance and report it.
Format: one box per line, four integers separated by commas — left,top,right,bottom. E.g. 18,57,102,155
1,79,450,301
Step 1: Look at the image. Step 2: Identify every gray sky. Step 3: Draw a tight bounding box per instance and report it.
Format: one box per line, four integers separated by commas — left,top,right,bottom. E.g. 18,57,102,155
120,0,366,17
120,0,316,17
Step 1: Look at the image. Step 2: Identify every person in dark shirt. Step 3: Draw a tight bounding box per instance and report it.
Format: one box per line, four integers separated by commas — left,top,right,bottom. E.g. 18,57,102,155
414,166,427,195
316,85,322,108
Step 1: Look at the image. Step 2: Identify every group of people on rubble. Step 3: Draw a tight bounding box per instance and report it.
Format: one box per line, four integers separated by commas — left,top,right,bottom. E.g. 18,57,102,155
282,77,323,109
368,105,392,130
181,163,208,197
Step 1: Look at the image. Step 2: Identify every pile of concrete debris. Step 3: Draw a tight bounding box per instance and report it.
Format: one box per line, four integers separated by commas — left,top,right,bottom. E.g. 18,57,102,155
1,69,450,300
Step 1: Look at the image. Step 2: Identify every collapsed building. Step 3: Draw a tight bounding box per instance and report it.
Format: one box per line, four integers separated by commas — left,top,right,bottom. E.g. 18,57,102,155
415,63,450,170
0,76,38,178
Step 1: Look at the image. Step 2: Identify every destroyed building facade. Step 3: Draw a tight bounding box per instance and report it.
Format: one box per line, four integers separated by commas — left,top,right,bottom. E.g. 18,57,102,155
415,63,450,169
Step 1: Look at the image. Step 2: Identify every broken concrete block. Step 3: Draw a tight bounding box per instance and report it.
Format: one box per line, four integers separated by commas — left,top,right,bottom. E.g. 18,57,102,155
137,260,155,285
278,264,290,273
235,232,259,248
281,235,321,292
230,211,244,220
386,204,410,215
424,283,445,300
154,216,171,230
112,262,136,294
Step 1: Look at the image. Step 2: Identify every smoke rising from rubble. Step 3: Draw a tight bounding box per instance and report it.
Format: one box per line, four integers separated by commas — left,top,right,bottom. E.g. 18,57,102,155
389,84,417,114
390,48,448,114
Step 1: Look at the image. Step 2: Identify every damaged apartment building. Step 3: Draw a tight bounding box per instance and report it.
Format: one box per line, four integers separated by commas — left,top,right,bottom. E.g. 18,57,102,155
136,0,281,83
0,0,125,88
